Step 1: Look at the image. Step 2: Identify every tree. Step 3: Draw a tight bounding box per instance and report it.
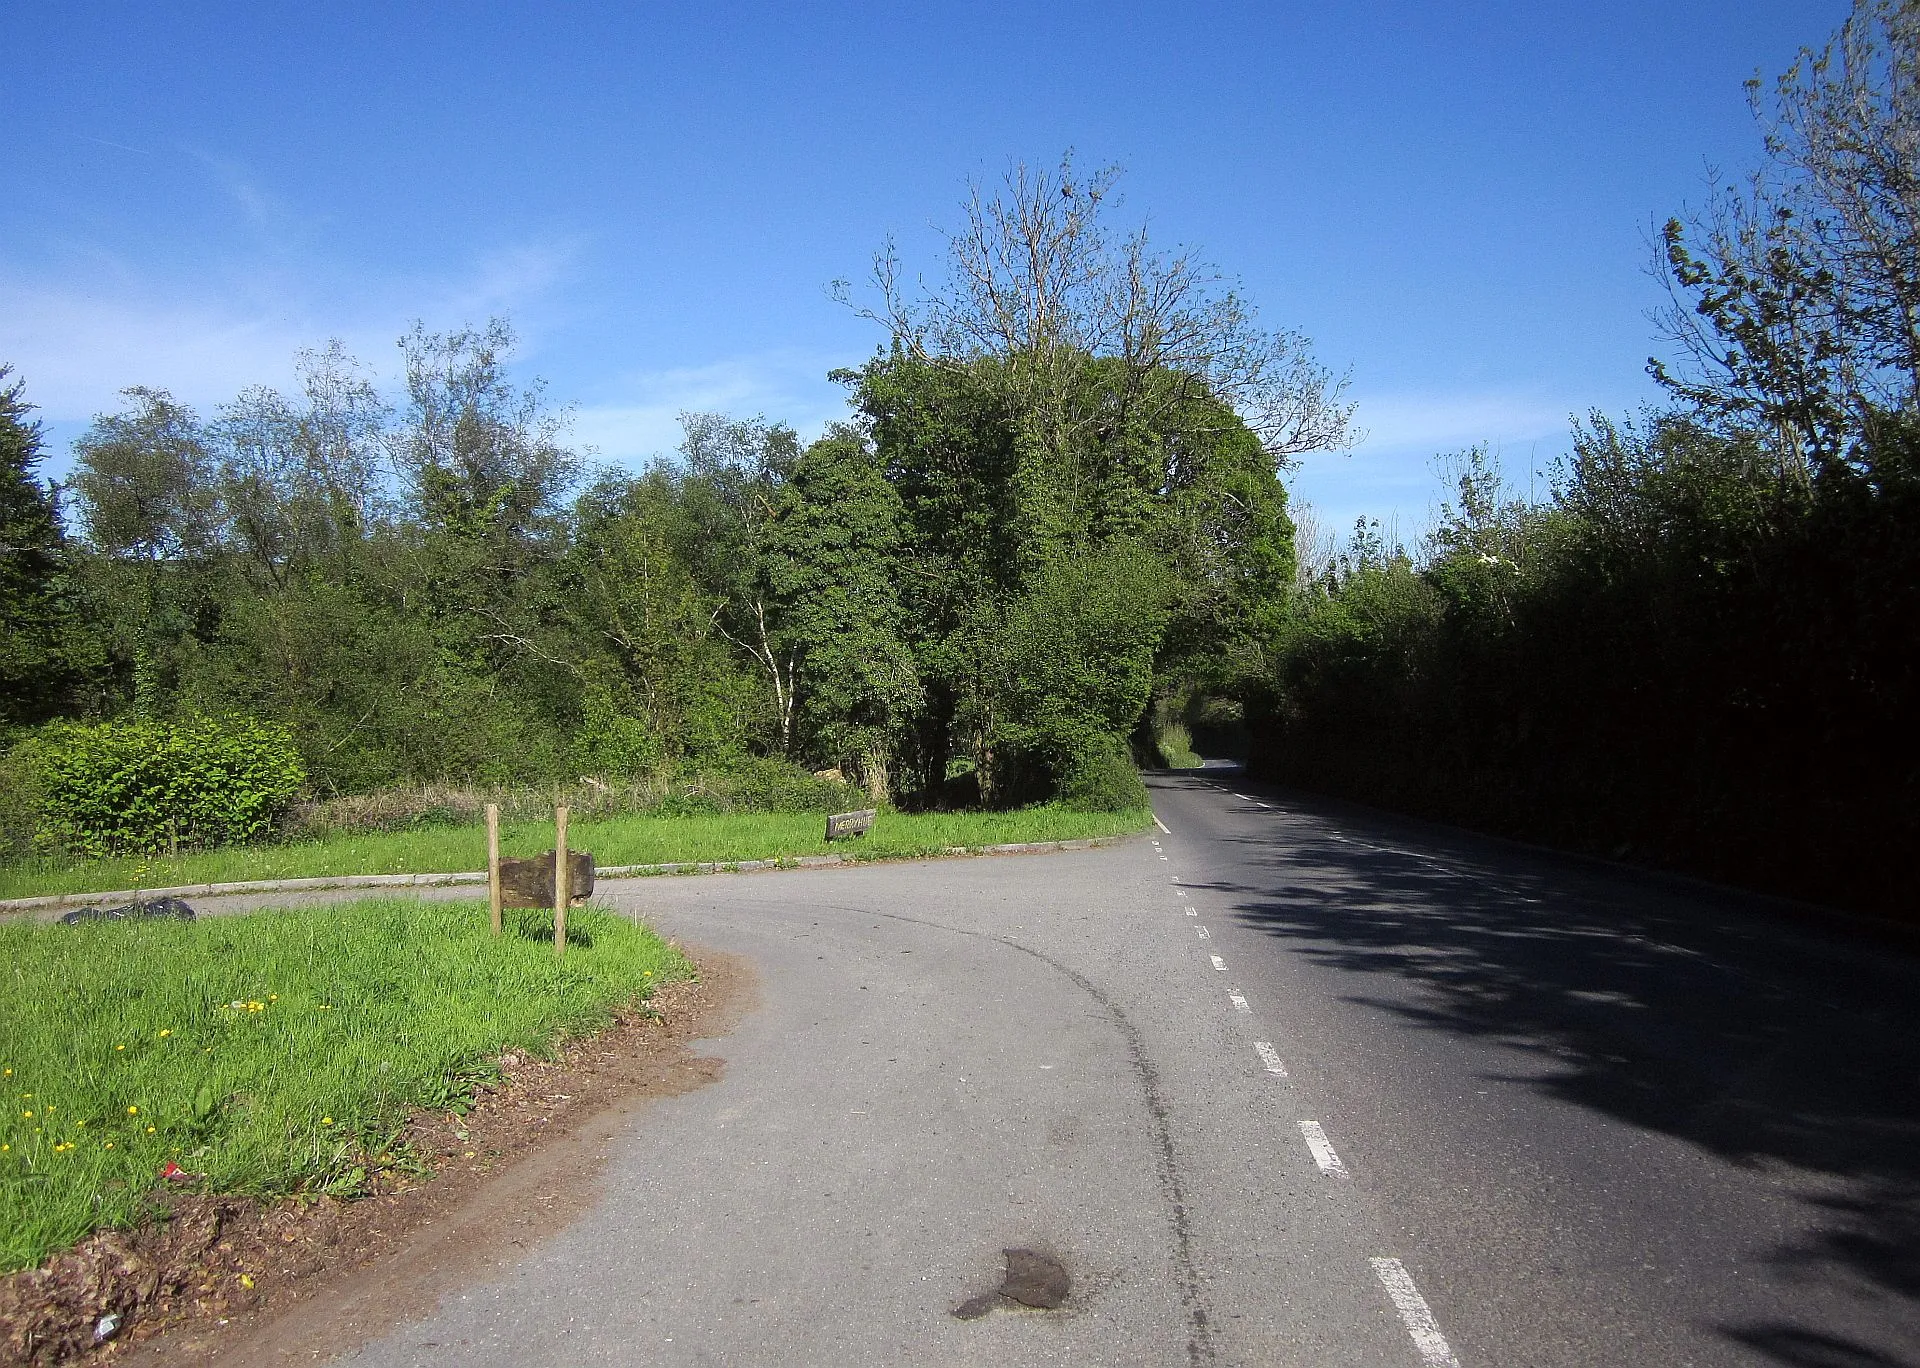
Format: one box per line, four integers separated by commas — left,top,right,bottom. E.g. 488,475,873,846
1653,0,1920,480
0,367,91,727
564,471,762,772
839,155,1352,566
671,412,803,752
69,388,224,713
212,340,390,586
389,319,578,552
69,388,221,563
765,427,921,798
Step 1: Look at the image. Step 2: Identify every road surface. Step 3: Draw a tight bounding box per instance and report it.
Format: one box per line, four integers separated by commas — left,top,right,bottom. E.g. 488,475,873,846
315,770,1919,1366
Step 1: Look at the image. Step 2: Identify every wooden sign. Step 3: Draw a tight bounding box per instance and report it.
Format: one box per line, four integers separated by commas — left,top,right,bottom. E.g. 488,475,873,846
498,850,596,909
826,808,877,841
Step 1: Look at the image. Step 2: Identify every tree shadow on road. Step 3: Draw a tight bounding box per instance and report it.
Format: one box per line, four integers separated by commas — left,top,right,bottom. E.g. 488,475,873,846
1164,777,1920,1367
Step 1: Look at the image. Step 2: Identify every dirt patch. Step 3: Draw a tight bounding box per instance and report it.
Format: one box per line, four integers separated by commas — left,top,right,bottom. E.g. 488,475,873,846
0,945,754,1367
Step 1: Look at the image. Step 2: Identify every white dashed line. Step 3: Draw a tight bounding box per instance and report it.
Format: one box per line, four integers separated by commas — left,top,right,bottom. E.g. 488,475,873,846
1254,802,1270,809
1253,1041,1288,1075
1298,1120,1351,1178
1153,815,1171,834
1231,792,1251,800
1210,954,1227,971
1370,1258,1461,1367
1229,991,1251,1013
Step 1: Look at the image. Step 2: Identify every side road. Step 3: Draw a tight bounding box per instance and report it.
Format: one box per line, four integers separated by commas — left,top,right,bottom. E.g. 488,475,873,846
176,837,1427,1367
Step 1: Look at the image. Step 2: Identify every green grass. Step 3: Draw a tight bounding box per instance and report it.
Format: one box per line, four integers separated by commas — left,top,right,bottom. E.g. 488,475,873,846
0,804,1151,902
0,897,691,1272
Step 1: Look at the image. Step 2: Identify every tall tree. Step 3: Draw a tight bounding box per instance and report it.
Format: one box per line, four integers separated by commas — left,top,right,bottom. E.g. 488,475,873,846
765,426,920,798
0,367,90,727
69,388,223,713
672,412,803,752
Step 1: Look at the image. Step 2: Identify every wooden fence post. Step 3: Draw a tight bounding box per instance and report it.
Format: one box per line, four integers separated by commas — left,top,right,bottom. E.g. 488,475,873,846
486,803,502,935
553,805,570,957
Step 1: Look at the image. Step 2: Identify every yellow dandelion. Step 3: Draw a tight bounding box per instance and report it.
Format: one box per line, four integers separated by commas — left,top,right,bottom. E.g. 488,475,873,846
103,1141,114,1149
21,1111,32,1119
1,1144,9,1152
127,1105,138,1115
158,1029,172,1038
320,1116,333,1126
2,1068,9,1076
238,1273,254,1289
115,1045,125,1052
268,994,278,1001
146,1126,155,1134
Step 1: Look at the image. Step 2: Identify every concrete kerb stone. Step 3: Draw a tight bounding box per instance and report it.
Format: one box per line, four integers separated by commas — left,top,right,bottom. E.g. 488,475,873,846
0,835,1136,918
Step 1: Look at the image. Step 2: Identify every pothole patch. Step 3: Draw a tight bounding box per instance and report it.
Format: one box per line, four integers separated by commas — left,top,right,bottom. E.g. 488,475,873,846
953,1248,1071,1319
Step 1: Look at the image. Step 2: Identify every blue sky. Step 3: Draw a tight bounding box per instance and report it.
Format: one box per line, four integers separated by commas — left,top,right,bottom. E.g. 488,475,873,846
4,1,1846,537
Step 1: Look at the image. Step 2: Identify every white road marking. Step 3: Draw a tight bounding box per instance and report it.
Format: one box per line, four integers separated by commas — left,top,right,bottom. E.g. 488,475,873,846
1231,793,1251,800
1210,954,1227,971
1195,925,1210,940
1253,1042,1288,1076
1229,991,1251,1013
1186,908,1198,916
1153,815,1171,834
1298,1120,1351,1178
1370,1258,1461,1367
1175,889,1188,898
1254,802,1270,809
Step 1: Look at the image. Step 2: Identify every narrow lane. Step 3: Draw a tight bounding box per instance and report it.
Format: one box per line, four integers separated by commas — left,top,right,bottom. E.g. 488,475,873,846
308,837,1434,1366
1150,769,1920,1368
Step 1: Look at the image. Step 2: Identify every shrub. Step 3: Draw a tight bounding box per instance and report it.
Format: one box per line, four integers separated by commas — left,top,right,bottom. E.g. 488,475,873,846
1060,743,1149,813
20,715,306,857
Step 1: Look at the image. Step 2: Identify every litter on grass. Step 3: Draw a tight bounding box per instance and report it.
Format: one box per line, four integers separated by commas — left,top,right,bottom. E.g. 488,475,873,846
59,897,197,926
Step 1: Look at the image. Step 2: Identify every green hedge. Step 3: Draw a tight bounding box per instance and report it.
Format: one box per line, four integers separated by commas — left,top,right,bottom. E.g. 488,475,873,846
11,715,306,857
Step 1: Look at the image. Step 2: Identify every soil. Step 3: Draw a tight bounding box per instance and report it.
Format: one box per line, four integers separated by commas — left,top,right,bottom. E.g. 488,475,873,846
0,946,754,1367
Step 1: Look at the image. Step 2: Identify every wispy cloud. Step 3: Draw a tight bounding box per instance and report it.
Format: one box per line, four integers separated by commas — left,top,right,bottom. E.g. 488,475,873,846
570,352,851,465
1290,388,1583,538
1348,390,1575,455
0,239,586,427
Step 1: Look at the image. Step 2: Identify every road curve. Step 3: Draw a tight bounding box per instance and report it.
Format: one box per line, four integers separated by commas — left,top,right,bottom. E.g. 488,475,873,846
300,773,1918,1367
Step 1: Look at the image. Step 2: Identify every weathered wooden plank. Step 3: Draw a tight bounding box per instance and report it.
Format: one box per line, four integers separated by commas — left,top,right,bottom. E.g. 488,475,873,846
498,850,596,909
826,808,877,841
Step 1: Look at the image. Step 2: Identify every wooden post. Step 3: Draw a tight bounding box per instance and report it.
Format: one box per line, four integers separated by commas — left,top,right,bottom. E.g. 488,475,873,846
167,819,178,862
486,803,502,935
553,805,570,957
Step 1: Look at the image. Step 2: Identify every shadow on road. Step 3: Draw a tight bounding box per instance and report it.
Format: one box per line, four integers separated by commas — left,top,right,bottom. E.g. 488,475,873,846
1154,774,1920,1368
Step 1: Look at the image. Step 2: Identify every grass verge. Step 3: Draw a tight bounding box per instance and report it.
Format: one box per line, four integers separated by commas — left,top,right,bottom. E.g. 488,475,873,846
0,896,691,1273
0,804,1152,902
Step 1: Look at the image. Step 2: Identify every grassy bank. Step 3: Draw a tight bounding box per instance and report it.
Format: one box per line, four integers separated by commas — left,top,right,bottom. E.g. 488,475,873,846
0,897,691,1272
0,804,1151,902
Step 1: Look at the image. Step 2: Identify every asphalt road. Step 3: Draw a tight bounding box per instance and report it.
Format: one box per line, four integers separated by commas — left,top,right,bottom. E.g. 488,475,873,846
325,771,1920,1367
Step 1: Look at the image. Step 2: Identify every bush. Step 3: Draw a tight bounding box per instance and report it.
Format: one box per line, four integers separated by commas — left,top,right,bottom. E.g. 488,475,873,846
1060,743,1149,813
17,715,306,857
